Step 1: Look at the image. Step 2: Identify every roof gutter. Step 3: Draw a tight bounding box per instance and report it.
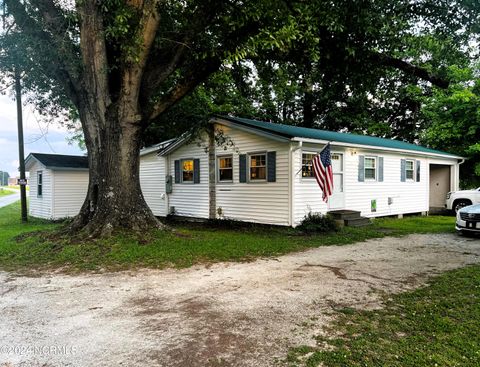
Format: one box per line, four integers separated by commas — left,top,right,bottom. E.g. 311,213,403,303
291,137,464,160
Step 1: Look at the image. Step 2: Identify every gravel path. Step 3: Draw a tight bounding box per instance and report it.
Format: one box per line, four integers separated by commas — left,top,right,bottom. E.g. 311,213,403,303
0,233,479,367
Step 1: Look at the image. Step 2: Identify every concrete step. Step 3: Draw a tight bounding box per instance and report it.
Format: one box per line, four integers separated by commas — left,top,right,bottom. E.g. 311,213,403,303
328,210,362,220
344,217,371,227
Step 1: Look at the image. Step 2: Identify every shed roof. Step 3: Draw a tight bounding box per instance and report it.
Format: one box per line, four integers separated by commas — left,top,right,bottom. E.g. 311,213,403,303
25,153,89,170
216,116,461,158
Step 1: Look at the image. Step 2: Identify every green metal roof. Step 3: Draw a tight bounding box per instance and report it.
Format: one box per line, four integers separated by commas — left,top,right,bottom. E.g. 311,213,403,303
219,116,460,158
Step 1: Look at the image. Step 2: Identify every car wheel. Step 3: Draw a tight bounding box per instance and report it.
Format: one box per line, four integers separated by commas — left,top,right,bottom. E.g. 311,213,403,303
454,200,471,213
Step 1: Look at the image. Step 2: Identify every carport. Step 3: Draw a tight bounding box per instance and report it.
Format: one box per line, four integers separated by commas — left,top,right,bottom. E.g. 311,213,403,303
429,164,453,212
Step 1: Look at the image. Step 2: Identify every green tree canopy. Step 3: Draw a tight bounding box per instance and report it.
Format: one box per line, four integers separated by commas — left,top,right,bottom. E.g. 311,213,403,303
1,0,479,235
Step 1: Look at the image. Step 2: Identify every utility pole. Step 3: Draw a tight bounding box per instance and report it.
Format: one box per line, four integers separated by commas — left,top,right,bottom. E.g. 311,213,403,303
15,67,28,223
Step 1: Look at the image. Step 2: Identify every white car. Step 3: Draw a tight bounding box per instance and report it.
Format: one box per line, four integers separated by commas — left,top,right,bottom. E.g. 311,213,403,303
446,187,480,213
456,204,480,235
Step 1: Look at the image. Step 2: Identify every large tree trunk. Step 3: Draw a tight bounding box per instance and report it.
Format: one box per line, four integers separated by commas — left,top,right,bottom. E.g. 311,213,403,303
69,105,160,237
65,0,162,238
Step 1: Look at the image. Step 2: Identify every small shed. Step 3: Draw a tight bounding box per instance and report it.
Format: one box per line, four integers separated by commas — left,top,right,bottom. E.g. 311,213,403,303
25,153,89,220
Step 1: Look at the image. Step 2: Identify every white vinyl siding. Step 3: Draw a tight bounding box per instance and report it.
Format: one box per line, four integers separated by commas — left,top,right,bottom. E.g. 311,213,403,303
28,162,53,219
344,150,429,218
293,146,461,225
293,145,338,225
139,152,167,217
52,171,89,219
214,124,290,225
169,138,209,218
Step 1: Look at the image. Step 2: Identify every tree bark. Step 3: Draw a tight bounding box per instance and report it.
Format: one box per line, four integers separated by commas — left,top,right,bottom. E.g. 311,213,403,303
70,105,160,237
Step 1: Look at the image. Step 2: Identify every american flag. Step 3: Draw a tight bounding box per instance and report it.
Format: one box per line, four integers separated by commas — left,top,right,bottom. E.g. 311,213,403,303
312,143,334,202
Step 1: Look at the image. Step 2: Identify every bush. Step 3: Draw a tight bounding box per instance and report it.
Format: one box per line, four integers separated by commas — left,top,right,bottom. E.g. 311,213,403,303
298,212,338,234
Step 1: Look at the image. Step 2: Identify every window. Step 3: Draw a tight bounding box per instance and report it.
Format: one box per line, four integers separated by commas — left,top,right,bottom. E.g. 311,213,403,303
37,171,43,197
406,160,414,180
218,156,233,182
249,153,266,180
302,153,315,178
182,159,194,183
364,157,376,180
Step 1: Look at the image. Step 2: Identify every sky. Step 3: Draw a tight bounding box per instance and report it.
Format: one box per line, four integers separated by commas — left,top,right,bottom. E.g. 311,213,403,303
0,94,83,178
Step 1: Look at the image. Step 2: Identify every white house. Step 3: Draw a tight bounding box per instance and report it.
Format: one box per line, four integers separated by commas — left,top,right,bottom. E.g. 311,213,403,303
140,116,463,226
27,116,463,225
25,153,89,220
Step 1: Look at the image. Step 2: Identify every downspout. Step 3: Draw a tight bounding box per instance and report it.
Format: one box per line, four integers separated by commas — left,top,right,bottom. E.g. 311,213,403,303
289,141,303,227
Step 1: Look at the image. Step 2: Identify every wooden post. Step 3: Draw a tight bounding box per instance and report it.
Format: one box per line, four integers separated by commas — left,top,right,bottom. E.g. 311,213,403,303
15,67,28,223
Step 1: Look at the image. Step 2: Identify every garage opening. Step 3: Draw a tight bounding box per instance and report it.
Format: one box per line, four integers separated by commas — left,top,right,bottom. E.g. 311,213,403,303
429,164,451,213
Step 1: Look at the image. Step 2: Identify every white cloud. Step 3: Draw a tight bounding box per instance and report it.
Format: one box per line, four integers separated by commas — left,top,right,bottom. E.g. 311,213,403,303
0,95,83,177
0,94,71,135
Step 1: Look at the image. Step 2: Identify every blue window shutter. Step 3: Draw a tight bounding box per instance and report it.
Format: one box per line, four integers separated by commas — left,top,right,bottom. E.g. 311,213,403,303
378,157,384,182
358,155,365,182
400,159,406,182
267,151,276,182
239,154,247,183
193,159,200,184
416,160,421,182
174,160,180,183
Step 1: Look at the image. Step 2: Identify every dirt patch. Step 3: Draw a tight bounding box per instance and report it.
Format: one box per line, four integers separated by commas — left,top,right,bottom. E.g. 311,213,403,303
0,233,479,367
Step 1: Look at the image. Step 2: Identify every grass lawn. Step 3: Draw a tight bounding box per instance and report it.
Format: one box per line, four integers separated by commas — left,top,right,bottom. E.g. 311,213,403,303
2,185,30,191
0,201,455,272
287,264,480,367
0,188,16,197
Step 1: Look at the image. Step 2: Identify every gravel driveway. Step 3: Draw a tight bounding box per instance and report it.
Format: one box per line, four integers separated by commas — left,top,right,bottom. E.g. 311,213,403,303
1,233,479,367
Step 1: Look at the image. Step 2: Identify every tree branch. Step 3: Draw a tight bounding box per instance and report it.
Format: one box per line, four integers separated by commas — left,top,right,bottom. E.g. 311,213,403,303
147,57,222,120
369,52,450,89
5,0,80,103
119,0,161,122
140,41,189,105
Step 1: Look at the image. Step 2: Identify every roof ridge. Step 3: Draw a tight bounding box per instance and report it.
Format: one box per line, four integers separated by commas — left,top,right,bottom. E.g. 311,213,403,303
218,115,460,158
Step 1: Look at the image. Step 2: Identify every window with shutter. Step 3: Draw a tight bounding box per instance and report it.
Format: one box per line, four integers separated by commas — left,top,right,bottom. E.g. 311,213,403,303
249,153,266,181
181,159,194,183
405,159,414,181
364,157,377,181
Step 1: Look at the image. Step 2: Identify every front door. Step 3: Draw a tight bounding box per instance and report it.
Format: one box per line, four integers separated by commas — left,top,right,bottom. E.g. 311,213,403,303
328,152,345,209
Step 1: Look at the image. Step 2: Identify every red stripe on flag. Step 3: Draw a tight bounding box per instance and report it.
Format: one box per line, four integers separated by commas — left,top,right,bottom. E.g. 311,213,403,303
311,147,334,202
